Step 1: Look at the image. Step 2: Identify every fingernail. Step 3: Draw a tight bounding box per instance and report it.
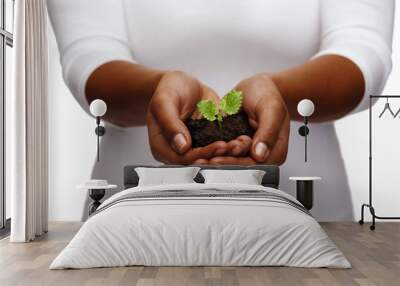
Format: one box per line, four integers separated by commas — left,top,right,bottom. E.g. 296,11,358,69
173,133,187,153
255,142,269,159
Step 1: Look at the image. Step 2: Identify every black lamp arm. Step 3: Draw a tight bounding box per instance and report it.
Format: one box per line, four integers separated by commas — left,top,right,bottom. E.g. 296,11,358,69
305,117,308,162
297,116,310,162
94,117,106,162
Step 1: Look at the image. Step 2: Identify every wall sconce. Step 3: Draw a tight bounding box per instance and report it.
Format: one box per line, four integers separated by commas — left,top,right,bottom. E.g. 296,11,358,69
297,99,315,162
89,99,107,162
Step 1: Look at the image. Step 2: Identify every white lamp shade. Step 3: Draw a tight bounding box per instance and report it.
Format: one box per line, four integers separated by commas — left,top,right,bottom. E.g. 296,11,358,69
297,99,315,117
89,99,107,117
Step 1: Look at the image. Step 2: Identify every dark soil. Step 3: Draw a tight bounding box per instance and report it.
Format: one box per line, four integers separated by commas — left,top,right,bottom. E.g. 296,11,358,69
186,112,255,148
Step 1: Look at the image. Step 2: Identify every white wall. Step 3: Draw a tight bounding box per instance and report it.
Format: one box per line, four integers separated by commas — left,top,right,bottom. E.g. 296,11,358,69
335,3,400,221
48,6,400,222
48,25,96,221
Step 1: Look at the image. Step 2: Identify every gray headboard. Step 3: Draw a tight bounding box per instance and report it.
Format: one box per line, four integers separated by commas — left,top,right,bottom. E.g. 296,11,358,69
124,165,280,189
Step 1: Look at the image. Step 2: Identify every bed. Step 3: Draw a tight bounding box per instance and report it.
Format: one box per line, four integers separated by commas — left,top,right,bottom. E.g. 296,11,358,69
50,165,350,269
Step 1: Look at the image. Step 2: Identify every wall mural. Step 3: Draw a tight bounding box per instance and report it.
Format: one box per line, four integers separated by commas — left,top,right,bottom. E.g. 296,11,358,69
47,0,394,222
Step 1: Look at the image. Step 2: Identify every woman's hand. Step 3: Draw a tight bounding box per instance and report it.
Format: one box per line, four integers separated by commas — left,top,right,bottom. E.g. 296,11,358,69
147,71,250,164
207,74,290,165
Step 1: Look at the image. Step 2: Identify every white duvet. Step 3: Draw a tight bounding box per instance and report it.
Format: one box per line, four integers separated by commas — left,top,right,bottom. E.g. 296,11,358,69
50,183,350,269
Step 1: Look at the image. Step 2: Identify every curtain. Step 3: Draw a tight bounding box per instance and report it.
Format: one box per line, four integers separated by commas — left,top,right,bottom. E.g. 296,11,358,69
9,0,48,242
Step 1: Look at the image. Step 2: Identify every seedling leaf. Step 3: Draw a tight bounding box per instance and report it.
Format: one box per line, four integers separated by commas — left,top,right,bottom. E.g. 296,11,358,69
220,90,242,115
197,100,218,121
196,90,243,130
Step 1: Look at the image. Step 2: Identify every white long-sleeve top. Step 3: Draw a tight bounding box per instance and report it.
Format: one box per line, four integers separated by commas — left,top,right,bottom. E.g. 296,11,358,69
47,0,394,221
48,0,394,115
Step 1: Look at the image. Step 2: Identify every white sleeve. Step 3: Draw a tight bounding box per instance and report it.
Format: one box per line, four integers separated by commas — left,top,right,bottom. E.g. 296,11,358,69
47,0,135,114
313,0,394,113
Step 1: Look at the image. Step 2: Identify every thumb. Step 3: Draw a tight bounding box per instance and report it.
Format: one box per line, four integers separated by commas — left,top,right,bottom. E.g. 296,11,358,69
250,103,286,162
149,91,192,154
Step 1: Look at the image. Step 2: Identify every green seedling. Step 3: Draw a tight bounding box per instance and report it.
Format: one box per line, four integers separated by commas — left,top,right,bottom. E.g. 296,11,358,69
197,90,243,129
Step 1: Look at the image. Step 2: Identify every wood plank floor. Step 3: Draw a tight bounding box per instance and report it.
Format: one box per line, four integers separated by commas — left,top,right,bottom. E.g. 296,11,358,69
0,222,399,286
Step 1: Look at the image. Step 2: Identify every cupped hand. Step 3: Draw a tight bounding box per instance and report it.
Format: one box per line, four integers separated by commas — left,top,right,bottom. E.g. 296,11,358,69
147,71,250,164
206,74,290,165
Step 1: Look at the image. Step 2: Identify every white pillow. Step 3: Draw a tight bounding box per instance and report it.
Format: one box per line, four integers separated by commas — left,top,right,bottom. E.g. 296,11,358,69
135,167,201,186
200,169,266,185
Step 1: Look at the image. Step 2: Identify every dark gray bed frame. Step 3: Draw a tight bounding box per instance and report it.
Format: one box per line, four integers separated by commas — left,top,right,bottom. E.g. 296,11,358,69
89,165,314,216
123,165,280,189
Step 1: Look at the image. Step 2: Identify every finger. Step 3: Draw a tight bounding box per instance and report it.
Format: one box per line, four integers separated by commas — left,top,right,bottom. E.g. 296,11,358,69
250,100,286,162
236,135,252,155
208,156,256,165
146,113,175,163
194,159,209,165
226,139,245,156
191,86,221,120
226,136,252,156
153,137,228,165
191,110,203,120
183,141,228,163
147,113,191,163
265,114,290,165
152,138,227,165
202,85,221,103
150,91,192,154
148,109,231,164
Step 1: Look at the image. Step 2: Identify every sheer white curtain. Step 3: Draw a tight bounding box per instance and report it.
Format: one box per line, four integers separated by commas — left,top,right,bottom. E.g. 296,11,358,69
9,0,48,242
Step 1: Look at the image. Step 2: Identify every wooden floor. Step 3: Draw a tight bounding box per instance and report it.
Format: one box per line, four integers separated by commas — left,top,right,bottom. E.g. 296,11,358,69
0,222,399,286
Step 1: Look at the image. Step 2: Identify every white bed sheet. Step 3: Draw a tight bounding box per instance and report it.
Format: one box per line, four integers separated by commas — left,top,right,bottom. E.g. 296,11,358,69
50,183,350,269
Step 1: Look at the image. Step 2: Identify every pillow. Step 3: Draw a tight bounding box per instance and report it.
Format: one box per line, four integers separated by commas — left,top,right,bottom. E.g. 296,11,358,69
200,169,266,185
135,167,201,186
